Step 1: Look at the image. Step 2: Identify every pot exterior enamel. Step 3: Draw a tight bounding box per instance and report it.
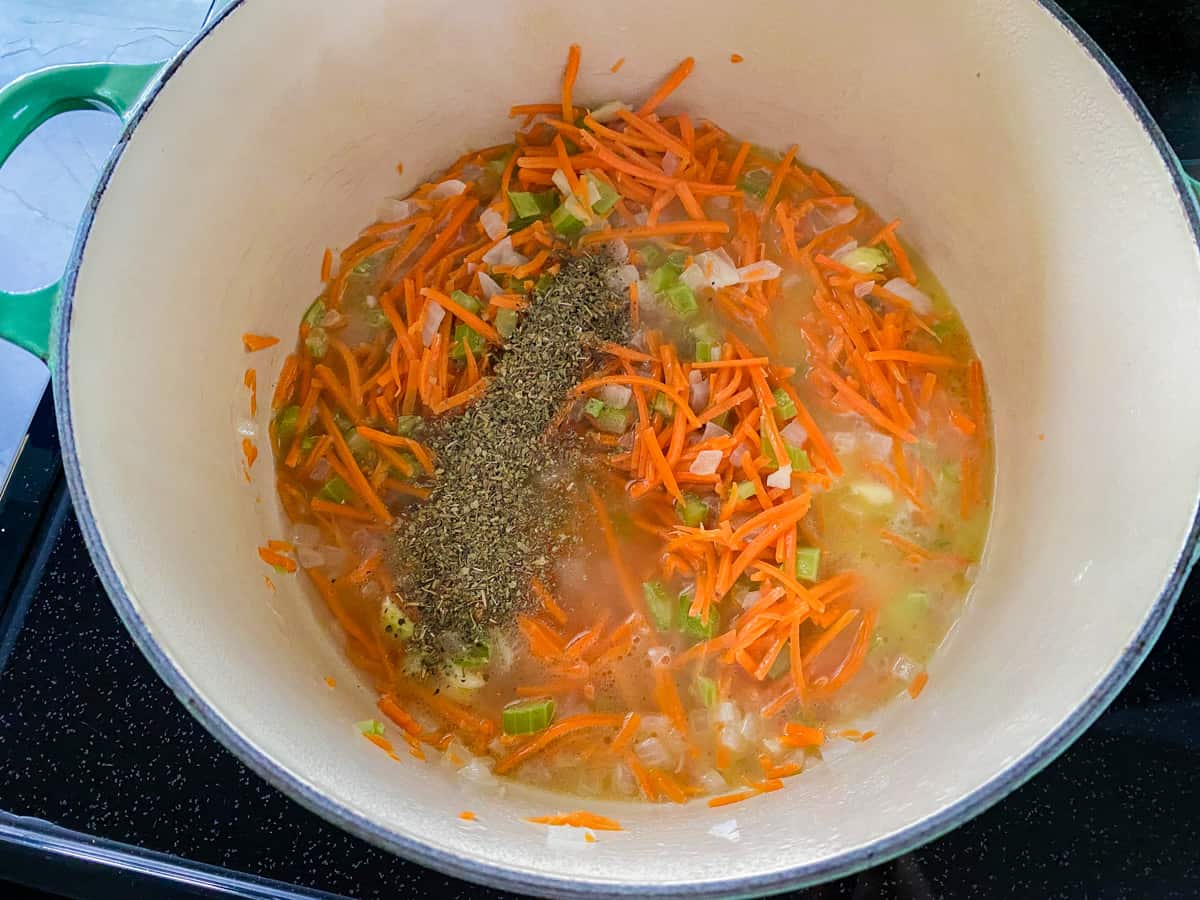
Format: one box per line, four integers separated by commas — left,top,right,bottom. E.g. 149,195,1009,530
50,1,1200,896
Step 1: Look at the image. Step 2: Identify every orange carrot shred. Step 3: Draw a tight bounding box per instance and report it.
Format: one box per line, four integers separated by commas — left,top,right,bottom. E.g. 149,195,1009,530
242,333,279,352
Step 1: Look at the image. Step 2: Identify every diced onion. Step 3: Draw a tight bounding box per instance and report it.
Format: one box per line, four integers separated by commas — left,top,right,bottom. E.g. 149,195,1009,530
552,168,572,198
692,249,741,289
810,203,857,232
590,100,629,123
689,370,710,410
479,208,507,240
730,444,747,466
289,523,323,547
679,264,707,293
737,260,782,283
429,179,468,200
236,419,257,438
478,271,503,300
702,421,731,441
376,198,413,222
851,481,895,505
854,280,874,298
422,301,445,346
614,264,640,289
882,278,934,315
600,384,632,409
662,151,680,177
860,432,894,459
781,420,808,446
766,465,792,489
708,819,741,841
740,589,762,610
634,737,672,768
458,757,498,786
690,449,723,476
482,236,528,268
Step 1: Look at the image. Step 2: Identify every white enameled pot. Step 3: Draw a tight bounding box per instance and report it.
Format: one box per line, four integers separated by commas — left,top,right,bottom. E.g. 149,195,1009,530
2,1,1199,896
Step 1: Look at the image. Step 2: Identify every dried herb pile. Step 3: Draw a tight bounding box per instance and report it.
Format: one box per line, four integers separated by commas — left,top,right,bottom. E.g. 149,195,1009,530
390,252,629,668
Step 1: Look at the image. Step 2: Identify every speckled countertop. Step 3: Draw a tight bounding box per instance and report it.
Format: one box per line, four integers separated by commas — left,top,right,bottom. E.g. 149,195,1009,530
1,2,1199,899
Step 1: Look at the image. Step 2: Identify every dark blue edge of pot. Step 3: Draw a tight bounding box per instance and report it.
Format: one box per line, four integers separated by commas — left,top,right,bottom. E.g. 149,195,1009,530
49,2,1200,897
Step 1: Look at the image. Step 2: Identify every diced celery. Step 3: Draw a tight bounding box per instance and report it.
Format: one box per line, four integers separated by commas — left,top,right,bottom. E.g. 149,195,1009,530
736,480,757,500
839,246,889,274
502,698,556,735
693,675,718,709
449,323,485,360
345,428,376,466
649,261,683,293
652,392,675,420
356,719,385,736
275,405,301,446
451,290,482,314
585,173,620,215
695,341,715,363
795,547,821,583
495,307,519,339
772,387,797,420
380,597,414,640
639,244,666,267
642,581,675,632
711,411,731,430
663,282,698,318
679,594,720,640
690,320,722,344
584,397,606,418
768,651,790,680
456,642,491,670
303,298,326,327
318,476,352,504
301,435,317,452
675,493,709,527
594,406,632,434
394,415,423,436
789,447,812,471
737,168,772,198
305,326,329,359
932,320,957,341
508,191,543,220
550,202,586,237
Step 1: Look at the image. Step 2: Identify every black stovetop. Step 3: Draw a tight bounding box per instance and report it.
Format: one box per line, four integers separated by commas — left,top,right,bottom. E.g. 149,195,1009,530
2,3,1200,897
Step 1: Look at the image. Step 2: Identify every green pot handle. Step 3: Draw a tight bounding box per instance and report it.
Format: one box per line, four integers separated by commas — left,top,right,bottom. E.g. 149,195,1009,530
0,61,164,361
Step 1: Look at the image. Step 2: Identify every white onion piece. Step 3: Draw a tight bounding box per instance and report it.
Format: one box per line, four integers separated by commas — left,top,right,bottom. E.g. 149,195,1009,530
482,236,528,268
689,370,710,410
632,210,649,227
295,545,327,569
634,737,672,768
737,260,782,283
882,278,934,315
730,444,747,467
479,208,507,240
551,168,572,197
422,301,445,346
309,459,332,483
851,481,895,505
810,203,857,232
600,384,632,409
614,264,640,289
477,271,503,300
586,177,603,208
662,151,680,177
708,819,741,841
766,465,792,489
429,179,467,201
690,449,723,476
692,249,741,289
679,264,707,293
854,280,874,299
708,195,731,210
289,523,323,547
376,198,413,222
457,758,498,786
702,421,731,441
740,589,762,610
590,100,629,123
781,420,808,446
830,432,856,455
860,431,894,460
236,419,257,438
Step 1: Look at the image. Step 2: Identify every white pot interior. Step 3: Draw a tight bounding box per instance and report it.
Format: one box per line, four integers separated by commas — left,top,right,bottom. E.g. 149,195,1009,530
63,0,1200,894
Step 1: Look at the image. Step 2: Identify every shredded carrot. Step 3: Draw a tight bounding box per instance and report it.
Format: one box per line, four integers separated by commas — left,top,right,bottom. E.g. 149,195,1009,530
324,676,336,688
707,789,758,808
561,44,582,122
241,438,258,469
638,57,695,116
494,714,624,774
242,333,279,352
527,811,622,831
908,671,929,699
257,545,296,573
610,57,625,74
730,53,744,64
864,350,963,368
459,811,477,821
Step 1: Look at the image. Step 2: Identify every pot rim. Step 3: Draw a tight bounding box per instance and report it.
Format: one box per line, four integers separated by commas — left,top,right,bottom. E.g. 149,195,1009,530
51,2,1200,896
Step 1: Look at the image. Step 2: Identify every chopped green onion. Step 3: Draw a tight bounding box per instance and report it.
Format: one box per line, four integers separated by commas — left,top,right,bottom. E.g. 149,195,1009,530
736,480,757,500
502,698,556,735
643,581,675,632
394,415,423,436
495,307,519,339
275,405,301,446
663,282,698,318
676,493,709,527
550,202,586,237
652,392,675,420
584,173,621,215
451,290,482,314
839,246,889,274
762,422,811,470
679,593,720,640
694,675,718,709
584,397,606,418
449,323,486,360
318,476,353,504
772,387,797,420
302,298,326,328
795,547,821,583
737,168,772,199
455,642,491,670
380,598,414,640
305,326,329,359
508,190,559,230
594,406,632,434
356,719,385,736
